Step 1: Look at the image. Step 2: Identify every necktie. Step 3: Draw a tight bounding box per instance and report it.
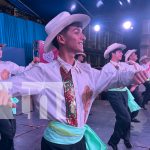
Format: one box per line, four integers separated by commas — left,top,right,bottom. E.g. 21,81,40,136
60,66,78,126
110,62,119,70
114,65,119,70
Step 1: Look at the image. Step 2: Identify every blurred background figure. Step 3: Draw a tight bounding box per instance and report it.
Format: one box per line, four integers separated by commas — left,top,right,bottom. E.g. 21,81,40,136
33,40,59,63
139,55,150,70
125,49,143,122
140,55,150,109
75,52,86,63
0,44,10,80
0,43,16,150
0,43,39,150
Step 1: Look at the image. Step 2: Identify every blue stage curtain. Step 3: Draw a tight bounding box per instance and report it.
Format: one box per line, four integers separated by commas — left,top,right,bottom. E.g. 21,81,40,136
0,13,46,64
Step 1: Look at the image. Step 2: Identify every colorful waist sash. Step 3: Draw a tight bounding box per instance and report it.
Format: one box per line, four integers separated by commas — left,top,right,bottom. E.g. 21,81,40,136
10,97,19,114
44,121,107,150
108,87,141,112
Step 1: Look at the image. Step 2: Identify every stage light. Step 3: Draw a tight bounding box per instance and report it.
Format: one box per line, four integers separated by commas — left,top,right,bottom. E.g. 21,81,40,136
93,24,101,32
70,4,76,11
130,26,133,29
96,0,103,8
119,1,123,6
127,0,131,4
122,21,132,29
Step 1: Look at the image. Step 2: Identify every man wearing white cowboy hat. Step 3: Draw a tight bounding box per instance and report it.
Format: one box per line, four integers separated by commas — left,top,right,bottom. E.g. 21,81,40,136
0,43,26,150
75,52,86,63
125,49,144,121
0,12,148,150
139,55,150,110
103,43,140,149
0,44,39,150
0,44,40,150
104,43,126,59
139,55,150,68
124,49,142,70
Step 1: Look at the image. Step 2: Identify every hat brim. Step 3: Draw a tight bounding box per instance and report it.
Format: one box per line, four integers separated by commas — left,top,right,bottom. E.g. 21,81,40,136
139,57,150,62
76,52,86,57
104,45,126,59
125,49,137,62
44,14,90,52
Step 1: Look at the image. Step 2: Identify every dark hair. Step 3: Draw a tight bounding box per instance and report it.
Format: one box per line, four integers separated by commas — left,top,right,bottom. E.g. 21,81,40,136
52,37,59,49
52,22,83,49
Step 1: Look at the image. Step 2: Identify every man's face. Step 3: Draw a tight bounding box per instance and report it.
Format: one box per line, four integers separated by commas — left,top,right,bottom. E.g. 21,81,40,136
129,52,138,62
0,50,3,59
112,50,123,61
60,26,86,53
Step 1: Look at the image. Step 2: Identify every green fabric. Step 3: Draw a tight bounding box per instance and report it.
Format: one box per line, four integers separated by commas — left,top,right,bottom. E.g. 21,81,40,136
125,87,141,112
108,88,127,91
44,121,107,150
44,121,84,145
48,122,82,137
10,97,19,114
108,87,141,112
84,124,107,150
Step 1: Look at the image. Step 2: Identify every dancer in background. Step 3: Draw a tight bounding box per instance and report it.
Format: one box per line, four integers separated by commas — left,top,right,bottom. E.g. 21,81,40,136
75,52,86,63
0,44,39,150
139,55,150,109
125,49,143,120
103,43,137,150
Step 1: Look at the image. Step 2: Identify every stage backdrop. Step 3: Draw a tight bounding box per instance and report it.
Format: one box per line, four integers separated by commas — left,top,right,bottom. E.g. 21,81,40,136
0,13,46,65
2,47,26,66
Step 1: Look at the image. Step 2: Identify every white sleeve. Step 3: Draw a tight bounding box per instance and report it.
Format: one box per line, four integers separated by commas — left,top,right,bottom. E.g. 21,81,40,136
1,64,45,97
92,64,135,96
10,62,35,75
9,62,26,75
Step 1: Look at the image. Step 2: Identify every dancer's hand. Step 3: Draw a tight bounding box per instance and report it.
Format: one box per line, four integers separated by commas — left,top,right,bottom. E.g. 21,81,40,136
32,57,40,64
1,69,10,80
0,90,15,108
133,70,148,85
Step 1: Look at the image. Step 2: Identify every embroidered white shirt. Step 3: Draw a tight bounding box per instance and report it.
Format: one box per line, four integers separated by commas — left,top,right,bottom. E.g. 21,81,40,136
1,57,136,127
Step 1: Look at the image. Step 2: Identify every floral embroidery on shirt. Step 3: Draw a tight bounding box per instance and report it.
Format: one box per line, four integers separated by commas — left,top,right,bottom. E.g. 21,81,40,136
82,85,93,123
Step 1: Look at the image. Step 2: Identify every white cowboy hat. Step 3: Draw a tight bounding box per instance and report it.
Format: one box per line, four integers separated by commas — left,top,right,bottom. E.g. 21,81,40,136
75,52,86,57
44,11,90,52
104,43,126,59
124,49,137,62
139,55,150,63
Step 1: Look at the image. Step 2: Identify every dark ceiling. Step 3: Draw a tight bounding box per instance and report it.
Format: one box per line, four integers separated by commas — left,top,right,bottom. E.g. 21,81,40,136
7,0,150,24
5,0,150,49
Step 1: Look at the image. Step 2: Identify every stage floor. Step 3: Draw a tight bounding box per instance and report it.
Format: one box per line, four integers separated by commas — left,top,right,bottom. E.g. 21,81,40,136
14,100,150,150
